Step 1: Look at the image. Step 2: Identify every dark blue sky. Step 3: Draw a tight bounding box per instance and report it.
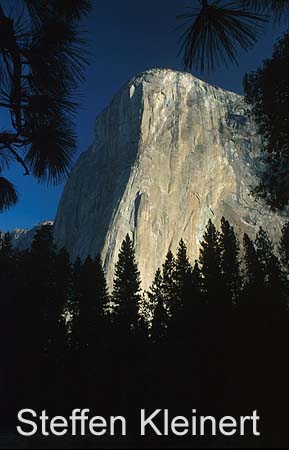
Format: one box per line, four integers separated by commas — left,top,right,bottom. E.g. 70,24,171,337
0,0,287,231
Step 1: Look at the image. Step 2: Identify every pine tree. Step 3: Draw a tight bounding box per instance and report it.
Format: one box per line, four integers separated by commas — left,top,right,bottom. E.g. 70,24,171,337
31,224,56,264
16,224,58,410
243,233,263,288
0,232,15,289
242,232,265,312
174,239,193,312
53,248,73,356
241,234,289,444
71,256,82,308
69,257,82,341
173,255,204,346
0,1,91,211
199,220,223,304
0,232,17,424
0,232,14,260
55,248,73,306
72,255,109,353
149,269,168,343
189,260,205,321
0,231,16,337
151,300,167,344
29,224,57,355
191,260,203,296
148,268,163,309
162,250,176,316
94,254,109,317
112,234,141,333
29,225,70,365
184,260,204,317
220,217,242,305
255,227,287,312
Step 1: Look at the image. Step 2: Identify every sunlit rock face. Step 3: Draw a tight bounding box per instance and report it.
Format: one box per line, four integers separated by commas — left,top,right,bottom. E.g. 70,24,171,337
54,68,286,290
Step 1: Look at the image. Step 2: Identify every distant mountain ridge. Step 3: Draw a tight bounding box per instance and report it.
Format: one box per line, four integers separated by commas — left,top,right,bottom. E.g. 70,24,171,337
9,221,54,251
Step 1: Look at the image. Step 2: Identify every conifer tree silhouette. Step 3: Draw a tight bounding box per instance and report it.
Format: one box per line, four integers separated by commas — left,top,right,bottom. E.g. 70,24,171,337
161,250,176,317
0,230,16,424
199,220,230,409
53,247,73,357
255,227,287,313
149,269,168,343
147,268,163,311
29,224,56,356
191,260,204,297
241,232,265,330
220,217,242,305
244,33,289,209
199,219,223,304
243,232,264,290
71,256,82,316
0,231,15,308
112,234,141,334
55,247,73,307
15,224,58,411
189,260,205,333
5,217,289,446
185,260,204,322
72,255,108,354
0,232,13,261
245,229,289,439
94,254,109,317
173,239,193,313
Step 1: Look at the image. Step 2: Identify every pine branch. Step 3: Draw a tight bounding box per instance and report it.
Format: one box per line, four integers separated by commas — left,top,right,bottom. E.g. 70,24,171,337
7,145,29,176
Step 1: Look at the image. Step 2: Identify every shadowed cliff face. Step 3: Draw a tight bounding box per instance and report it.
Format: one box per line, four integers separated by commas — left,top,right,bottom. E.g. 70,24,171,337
54,68,287,290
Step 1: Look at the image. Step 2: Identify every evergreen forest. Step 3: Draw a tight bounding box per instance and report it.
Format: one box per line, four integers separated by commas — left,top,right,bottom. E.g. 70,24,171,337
1,218,289,448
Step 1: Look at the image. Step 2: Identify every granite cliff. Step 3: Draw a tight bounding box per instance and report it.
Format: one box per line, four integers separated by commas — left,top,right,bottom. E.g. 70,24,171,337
53,69,287,290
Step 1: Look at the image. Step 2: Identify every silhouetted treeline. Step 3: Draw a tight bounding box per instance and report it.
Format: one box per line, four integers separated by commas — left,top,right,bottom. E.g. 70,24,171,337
1,218,289,448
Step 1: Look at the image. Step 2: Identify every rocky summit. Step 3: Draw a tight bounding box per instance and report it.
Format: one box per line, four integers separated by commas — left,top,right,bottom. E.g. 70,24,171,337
53,68,287,290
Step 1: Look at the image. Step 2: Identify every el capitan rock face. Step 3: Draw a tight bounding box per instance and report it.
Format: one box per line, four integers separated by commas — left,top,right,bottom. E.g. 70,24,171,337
54,69,287,290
